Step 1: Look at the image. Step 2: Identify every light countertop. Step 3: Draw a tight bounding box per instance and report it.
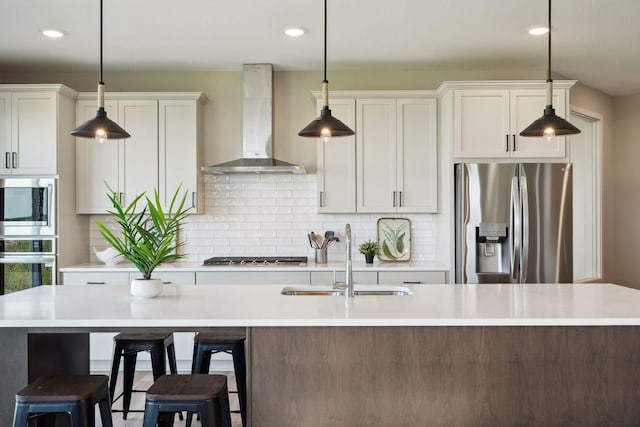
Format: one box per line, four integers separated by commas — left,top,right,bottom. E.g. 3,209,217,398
1,283,640,328
60,260,449,272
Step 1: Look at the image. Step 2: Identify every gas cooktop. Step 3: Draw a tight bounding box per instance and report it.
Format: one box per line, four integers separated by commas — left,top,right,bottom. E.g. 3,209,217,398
203,256,308,266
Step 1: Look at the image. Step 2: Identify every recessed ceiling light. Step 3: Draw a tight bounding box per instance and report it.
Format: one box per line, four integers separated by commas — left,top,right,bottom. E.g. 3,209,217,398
285,28,305,37
41,28,66,39
528,25,549,36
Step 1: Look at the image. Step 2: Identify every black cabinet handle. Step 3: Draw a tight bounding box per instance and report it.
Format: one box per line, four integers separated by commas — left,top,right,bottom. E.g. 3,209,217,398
512,135,516,151
5,152,9,169
403,281,423,284
392,191,397,207
505,135,509,151
86,281,106,285
12,152,17,168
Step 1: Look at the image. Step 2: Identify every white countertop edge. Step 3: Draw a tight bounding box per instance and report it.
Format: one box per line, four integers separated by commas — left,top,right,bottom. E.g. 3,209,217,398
8,318,640,328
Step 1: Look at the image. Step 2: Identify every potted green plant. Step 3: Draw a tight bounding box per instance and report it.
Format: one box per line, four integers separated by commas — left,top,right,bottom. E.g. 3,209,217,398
359,240,379,264
95,185,192,298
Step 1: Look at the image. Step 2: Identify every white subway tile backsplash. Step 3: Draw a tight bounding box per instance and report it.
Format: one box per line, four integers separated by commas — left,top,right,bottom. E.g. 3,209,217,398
88,174,440,263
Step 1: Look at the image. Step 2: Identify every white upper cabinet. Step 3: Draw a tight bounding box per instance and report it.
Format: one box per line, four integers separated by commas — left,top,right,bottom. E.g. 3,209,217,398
0,91,59,175
357,97,438,213
394,98,438,213
75,93,207,214
444,81,575,161
159,100,204,213
119,100,159,206
357,98,398,212
314,91,438,214
316,98,356,213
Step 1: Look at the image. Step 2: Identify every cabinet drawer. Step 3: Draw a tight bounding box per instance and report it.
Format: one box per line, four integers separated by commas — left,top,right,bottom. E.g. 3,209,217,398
310,271,377,285
196,271,310,285
377,271,447,284
62,272,130,286
130,271,195,285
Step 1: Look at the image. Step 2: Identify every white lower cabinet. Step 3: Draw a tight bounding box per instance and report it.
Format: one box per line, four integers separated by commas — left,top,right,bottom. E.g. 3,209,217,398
377,271,447,284
61,271,195,286
61,272,130,286
310,271,378,285
196,271,310,285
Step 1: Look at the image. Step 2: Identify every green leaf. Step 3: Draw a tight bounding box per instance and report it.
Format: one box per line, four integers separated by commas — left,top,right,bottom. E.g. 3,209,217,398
382,241,397,260
396,232,405,254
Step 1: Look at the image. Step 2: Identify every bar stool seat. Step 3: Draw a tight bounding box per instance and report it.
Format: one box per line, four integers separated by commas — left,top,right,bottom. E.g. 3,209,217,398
190,330,247,427
109,332,180,420
13,375,113,427
143,374,231,427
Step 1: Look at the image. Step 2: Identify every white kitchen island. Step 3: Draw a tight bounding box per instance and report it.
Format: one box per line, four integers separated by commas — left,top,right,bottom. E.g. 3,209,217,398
1,283,640,426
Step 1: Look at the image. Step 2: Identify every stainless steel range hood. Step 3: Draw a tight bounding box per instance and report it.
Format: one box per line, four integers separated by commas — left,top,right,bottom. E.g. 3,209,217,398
202,64,306,175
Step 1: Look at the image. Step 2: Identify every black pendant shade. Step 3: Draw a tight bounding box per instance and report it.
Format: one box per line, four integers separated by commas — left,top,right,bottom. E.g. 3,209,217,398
71,105,130,139
298,105,354,138
520,0,579,139
520,105,581,137
70,0,129,141
298,0,354,140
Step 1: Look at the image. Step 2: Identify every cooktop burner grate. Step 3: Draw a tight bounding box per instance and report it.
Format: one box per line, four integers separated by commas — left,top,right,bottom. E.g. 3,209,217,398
203,256,308,266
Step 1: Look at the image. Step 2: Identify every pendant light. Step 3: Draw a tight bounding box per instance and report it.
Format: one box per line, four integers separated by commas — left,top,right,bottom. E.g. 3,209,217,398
520,0,580,140
71,0,130,143
298,0,354,142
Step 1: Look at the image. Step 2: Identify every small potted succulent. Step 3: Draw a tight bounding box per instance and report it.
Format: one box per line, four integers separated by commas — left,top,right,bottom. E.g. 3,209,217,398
359,240,379,264
96,185,191,298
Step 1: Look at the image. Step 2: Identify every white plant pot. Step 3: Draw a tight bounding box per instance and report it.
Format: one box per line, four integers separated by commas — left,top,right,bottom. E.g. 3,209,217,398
130,278,163,298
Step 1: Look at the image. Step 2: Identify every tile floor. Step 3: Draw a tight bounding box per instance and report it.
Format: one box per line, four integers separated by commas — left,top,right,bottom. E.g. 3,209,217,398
103,371,242,427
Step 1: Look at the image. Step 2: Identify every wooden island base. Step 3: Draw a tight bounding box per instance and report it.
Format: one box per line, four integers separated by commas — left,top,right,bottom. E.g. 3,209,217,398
250,326,640,427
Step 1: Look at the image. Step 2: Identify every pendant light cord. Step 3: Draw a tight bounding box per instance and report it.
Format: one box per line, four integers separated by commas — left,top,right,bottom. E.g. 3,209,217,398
323,0,327,83
547,0,551,83
99,0,104,84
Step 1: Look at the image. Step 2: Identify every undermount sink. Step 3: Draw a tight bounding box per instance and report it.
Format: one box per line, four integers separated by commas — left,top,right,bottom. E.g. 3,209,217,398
281,285,413,296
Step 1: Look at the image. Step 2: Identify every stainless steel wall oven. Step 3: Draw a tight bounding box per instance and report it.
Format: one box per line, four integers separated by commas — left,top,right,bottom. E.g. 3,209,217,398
0,177,57,294
0,177,56,236
0,237,55,294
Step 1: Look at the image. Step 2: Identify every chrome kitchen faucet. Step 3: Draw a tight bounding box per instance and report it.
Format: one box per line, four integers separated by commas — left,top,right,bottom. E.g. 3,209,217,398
345,224,354,297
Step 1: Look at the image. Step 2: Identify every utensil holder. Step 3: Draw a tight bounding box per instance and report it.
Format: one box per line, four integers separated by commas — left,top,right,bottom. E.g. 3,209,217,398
314,247,328,264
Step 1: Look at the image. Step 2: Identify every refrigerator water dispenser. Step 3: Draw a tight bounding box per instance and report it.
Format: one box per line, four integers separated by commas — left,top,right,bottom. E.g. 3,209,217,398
476,223,509,282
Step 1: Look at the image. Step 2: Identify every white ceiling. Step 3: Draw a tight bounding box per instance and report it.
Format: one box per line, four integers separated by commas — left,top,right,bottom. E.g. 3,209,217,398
2,0,639,96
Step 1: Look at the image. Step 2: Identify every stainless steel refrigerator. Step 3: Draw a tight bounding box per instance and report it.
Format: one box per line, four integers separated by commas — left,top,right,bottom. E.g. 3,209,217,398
455,163,572,284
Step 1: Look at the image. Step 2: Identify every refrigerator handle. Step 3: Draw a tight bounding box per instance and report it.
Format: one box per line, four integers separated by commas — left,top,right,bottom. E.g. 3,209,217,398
510,176,520,282
520,175,529,283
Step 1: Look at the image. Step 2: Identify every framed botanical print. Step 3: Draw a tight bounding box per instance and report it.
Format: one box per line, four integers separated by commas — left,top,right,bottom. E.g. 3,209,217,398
377,217,411,262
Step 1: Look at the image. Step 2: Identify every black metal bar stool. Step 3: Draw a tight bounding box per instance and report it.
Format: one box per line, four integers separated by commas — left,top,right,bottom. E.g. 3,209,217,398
109,332,180,420
188,330,247,427
13,375,113,427
143,374,232,427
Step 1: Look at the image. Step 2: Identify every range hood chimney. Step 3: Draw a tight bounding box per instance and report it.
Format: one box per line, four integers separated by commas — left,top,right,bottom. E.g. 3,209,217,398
202,64,306,175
